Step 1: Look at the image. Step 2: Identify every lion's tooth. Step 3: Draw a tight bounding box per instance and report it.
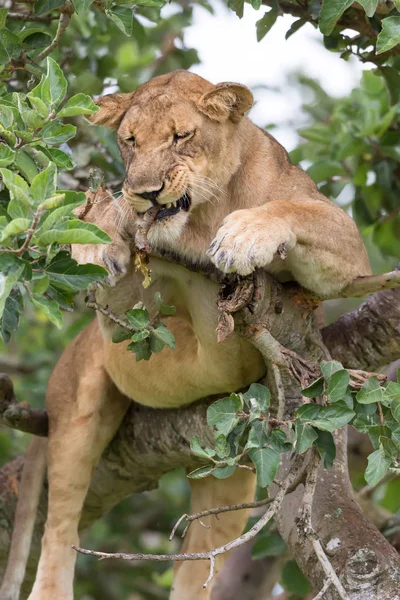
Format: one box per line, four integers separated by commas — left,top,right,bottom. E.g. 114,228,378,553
172,201,177,207
165,202,172,208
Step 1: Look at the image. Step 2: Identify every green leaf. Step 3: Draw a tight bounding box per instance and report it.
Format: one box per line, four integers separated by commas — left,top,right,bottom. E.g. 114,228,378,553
252,533,286,559
356,377,384,405
0,266,24,320
215,434,231,458
154,292,176,316
0,254,32,280
58,93,99,117
150,324,176,351
35,0,64,16
268,429,292,453
227,0,245,18
15,149,38,183
46,253,107,291
31,294,62,328
39,148,73,170
256,9,278,42
319,0,353,35
311,402,355,432
0,168,31,219
36,220,111,246
368,425,392,450
127,338,151,361
307,160,346,183
302,376,324,398
72,0,94,13
298,124,330,145
294,421,319,453
106,7,133,36
0,143,15,167
251,0,262,8
249,447,280,487
384,381,400,401
376,17,400,55
126,307,150,329
281,560,311,597
32,273,50,295
134,0,165,5
27,95,49,119
326,369,350,403
365,449,390,486
296,403,321,421
207,394,243,436
39,122,76,145
131,329,150,343
391,399,400,423
321,360,344,380
0,218,30,242
0,8,8,29
212,465,237,479
315,430,336,468
245,420,268,450
187,465,215,479
20,30,52,50
285,18,306,40
356,0,378,17
0,105,14,128
190,437,216,460
31,162,57,206
379,436,397,460
0,29,20,65
37,201,81,233
112,326,132,344
243,383,270,413
0,286,23,343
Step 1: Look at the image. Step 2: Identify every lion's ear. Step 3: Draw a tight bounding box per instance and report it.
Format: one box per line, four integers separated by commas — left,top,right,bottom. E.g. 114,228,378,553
87,92,134,129
198,83,253,123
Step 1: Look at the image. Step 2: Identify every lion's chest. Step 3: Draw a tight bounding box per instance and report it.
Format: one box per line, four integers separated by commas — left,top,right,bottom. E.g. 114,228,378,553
97,258,265,407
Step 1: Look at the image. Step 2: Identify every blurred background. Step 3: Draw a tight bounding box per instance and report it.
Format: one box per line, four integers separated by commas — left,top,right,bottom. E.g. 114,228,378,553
1,0,399,598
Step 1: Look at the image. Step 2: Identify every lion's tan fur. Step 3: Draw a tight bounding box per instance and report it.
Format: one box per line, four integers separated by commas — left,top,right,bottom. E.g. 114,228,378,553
2,71,371,600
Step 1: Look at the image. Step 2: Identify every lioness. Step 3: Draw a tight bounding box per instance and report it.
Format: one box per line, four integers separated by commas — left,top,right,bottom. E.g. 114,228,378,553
1,70,371,600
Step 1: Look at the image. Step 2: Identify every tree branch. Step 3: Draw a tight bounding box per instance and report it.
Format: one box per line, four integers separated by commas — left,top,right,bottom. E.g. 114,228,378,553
73,455,306,590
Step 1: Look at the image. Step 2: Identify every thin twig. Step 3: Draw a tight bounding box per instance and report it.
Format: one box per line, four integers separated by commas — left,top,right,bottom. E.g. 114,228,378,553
170,457,308,541
35,10,72,62
73,455,305,589
86,290,134,331
312,578,332,600
8,12,57,21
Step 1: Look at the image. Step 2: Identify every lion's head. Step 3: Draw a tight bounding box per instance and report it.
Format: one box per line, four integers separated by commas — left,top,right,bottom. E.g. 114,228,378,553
88,71,253,244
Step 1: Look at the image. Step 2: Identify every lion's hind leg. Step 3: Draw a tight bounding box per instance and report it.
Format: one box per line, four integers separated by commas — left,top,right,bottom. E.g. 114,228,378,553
28,323,130,600
170,469,256,600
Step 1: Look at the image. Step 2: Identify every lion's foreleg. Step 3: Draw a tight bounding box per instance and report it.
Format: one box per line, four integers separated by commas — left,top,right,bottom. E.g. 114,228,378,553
170,469,256,600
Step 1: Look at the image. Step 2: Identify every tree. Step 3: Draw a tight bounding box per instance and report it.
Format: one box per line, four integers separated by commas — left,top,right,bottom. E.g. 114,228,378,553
0,1,400,599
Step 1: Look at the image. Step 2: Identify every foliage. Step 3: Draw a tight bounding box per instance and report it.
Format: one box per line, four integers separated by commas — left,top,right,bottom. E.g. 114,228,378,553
190,362,400,488
111,293,176,361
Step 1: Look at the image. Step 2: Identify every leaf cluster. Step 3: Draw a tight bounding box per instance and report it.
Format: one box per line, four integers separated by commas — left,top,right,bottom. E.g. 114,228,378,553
189,362,400,489
112,293,176,361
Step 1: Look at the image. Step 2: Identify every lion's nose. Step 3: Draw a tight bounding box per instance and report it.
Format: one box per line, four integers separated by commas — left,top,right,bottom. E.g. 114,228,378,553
136,183,164,204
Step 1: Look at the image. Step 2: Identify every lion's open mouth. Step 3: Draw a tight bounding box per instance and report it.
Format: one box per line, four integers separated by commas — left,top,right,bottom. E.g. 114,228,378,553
155,193,191,221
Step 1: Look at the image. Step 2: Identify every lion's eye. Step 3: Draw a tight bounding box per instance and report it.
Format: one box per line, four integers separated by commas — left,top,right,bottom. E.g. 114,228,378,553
125,136,135,145
173,131,194,143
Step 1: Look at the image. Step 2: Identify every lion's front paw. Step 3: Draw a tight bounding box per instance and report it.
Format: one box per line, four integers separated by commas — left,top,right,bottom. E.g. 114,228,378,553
207,209,296,276
71,240,131,287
